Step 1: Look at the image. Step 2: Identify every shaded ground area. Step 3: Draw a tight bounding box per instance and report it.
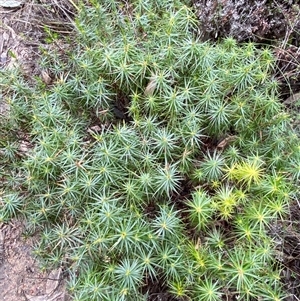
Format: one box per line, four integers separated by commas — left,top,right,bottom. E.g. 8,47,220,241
272,202,300,300
0,0,300,300
0,0,74,73
194,0,300,97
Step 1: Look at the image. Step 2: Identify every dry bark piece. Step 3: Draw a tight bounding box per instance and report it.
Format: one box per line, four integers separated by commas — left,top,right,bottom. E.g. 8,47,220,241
45,268,62,296
49,292,63,301
48,292,63,301
0,0,24,8
24,295,47,301
24,292,62,301
0,229,4,265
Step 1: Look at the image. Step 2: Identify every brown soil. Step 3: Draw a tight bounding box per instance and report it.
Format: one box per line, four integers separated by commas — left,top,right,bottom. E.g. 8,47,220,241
0,220,69,301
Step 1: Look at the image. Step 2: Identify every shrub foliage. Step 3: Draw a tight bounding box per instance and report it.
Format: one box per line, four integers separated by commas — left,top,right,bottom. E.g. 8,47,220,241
1,0,300,300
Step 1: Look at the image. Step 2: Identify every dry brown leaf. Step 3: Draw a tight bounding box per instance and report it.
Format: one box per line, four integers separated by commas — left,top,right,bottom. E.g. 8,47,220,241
283,92,300,105
217,135,237,149
41,70,52,85
90,125,101,132
144,76,157,96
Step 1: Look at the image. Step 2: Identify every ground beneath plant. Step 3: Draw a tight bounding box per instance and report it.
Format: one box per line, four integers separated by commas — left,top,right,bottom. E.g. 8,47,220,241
0,0,300,300
1,1,74,300
0,220,70,301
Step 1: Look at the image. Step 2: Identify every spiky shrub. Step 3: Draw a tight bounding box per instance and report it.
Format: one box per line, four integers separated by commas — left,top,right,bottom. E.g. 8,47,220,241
1,0,299,300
